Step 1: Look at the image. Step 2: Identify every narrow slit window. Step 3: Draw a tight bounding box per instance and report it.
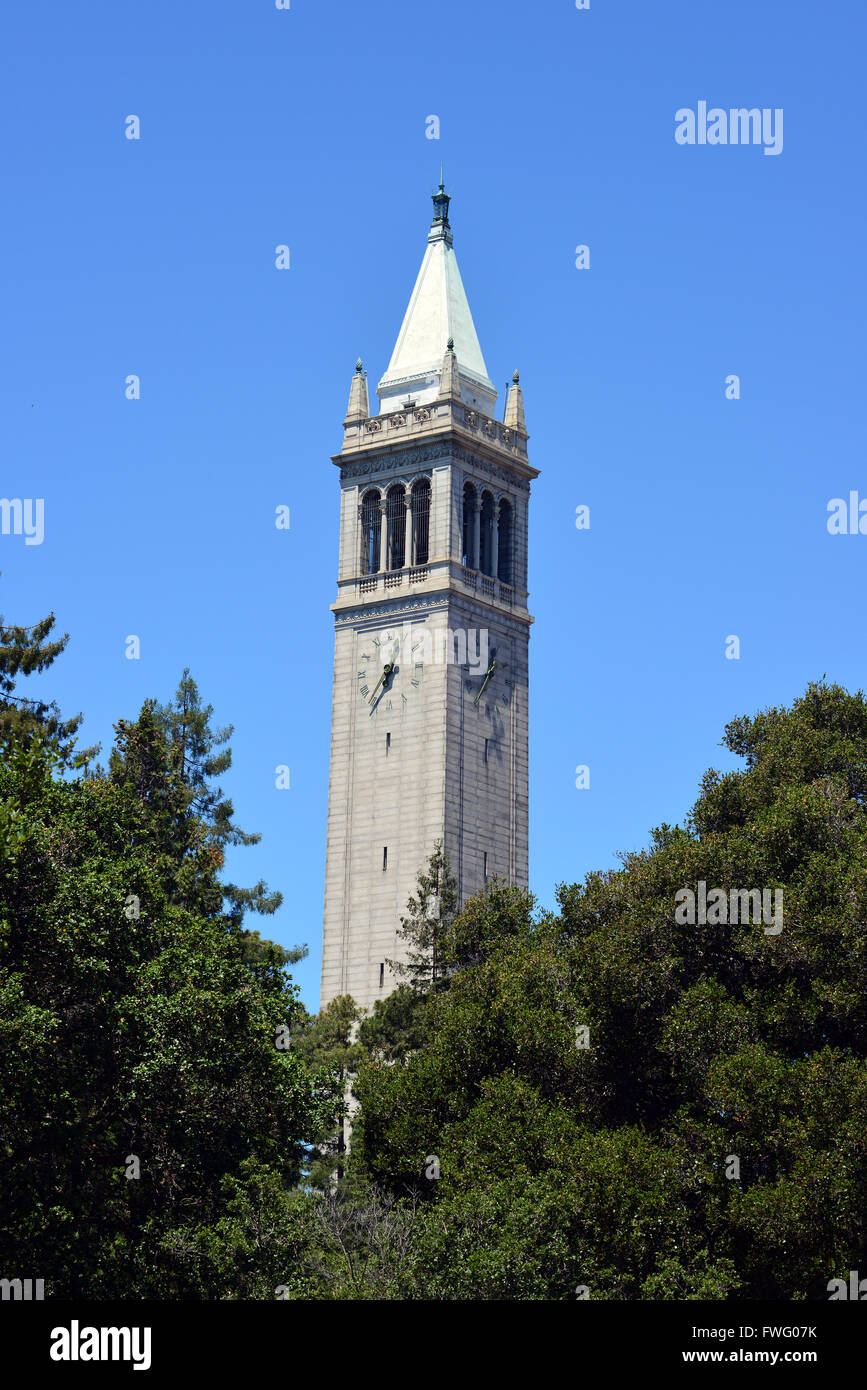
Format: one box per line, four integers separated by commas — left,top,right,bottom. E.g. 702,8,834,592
379,962,385,989
484,737,489,764
386,731,391,756
483,851,488,881
382,846,388,872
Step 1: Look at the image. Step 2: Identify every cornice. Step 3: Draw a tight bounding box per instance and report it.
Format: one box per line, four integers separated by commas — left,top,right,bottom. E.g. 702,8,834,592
332,593,450,625
331,589,533,634
337,441,533,494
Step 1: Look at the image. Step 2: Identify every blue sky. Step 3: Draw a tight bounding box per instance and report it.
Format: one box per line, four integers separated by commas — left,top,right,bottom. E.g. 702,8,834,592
2,0,865,1009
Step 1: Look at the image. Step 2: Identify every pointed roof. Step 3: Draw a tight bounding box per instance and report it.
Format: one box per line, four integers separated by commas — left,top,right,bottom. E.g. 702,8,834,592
504,370,526,432
438,338,460,400
344,357,369,423
377,180,497,411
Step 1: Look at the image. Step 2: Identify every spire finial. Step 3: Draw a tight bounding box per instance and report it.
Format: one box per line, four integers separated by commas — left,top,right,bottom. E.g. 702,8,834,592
439,337,460,400
430,172,452,244
345,357,370,424
504,370,526,432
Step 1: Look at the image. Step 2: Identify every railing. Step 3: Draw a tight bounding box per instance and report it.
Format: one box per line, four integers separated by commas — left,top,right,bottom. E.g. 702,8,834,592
459,405,526,454
355,565,515,604
357,567,425,595
459,567,516,605
355,403,525,456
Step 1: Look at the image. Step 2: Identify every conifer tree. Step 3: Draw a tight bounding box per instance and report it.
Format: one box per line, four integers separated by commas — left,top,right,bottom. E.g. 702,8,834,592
156,669,283,923
109,670,288,936
293,994,364,1186
0,586,96,765
387,841,457,992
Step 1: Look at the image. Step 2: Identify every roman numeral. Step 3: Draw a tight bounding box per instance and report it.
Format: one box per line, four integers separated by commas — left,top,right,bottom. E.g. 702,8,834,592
359,685,369,697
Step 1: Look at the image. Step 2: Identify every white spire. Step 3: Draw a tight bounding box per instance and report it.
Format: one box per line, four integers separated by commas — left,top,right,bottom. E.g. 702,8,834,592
377,181,498,414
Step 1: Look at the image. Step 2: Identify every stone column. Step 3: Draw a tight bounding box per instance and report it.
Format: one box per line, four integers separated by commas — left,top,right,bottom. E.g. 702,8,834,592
491,506,499,580
379,501,388,573
403,490,413,568
472,498,481,571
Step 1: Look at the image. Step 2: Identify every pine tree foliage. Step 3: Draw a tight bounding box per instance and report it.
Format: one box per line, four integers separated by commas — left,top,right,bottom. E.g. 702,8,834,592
109,669,287,933
0,589,96,765
387,840,457,992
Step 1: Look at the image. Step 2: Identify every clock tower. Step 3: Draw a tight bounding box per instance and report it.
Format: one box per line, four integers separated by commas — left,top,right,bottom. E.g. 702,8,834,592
320,181,539,1014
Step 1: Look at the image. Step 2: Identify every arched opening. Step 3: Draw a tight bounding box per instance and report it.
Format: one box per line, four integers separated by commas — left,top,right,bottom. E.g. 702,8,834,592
462,482,476,568
411,478,431,565
497,498,513,584
386,485,406,570
360,490,381,574
480,492,495,576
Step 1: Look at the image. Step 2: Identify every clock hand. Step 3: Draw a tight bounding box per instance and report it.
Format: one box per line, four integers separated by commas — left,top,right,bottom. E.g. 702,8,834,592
369,641,399,705
474,656,498,707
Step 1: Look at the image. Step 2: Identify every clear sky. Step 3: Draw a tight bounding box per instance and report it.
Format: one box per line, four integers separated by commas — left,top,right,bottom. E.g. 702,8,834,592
2,0,865,1009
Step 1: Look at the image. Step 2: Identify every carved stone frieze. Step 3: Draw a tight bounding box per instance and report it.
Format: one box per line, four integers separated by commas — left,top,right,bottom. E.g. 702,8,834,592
340,443,530,493
334,593,449,625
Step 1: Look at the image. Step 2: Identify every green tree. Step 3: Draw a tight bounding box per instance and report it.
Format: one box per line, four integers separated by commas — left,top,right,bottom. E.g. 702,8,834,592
350,681,867,1300
357,983,429,1065
109,671,293,948
0,590,96,765
0,732,324,1298
240,928,307,970
387,841,457,992
293,995,364,1187
154,669,282,922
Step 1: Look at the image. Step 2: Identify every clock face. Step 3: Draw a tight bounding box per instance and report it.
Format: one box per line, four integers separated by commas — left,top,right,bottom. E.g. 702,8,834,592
464,645,511,718
357,628,425,718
